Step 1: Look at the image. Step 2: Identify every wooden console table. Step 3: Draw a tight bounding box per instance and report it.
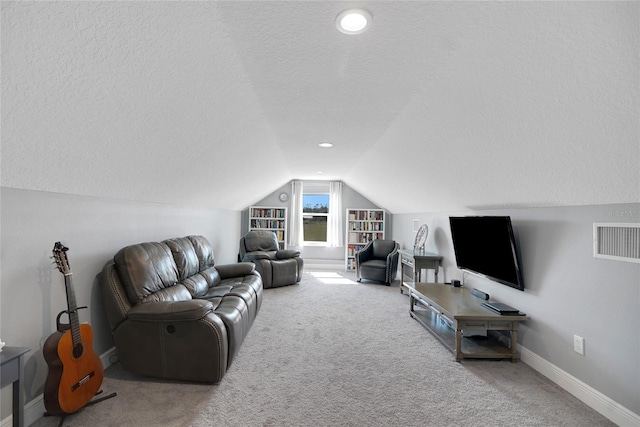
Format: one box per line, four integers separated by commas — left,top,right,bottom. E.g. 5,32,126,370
1,347,30,427
401,282,528,362
398,249,442,289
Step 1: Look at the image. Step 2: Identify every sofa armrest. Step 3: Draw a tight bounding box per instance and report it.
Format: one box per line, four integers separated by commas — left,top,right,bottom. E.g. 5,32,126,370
355,240,374,263
276,249,300,259
242,252,276,262
386,246,399,263
215,262,256,279
127,300,213,322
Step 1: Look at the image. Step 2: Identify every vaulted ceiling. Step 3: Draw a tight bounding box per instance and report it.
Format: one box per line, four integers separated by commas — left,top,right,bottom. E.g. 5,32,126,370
2,1,638,213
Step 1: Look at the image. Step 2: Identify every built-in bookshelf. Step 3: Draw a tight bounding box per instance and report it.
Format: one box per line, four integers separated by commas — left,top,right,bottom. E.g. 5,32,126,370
249,206,287,249
345,208,385,270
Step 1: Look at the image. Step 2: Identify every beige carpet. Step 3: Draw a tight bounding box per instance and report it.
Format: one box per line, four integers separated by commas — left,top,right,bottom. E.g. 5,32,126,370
33,271,614,426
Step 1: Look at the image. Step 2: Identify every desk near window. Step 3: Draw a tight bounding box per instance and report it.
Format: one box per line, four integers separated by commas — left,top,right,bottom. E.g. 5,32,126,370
401,282,528,362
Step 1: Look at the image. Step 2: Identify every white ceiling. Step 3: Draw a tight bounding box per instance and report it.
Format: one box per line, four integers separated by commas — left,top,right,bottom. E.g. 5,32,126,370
2,1,638,213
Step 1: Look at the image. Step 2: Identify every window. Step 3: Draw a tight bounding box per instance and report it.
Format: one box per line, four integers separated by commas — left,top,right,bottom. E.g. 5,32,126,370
303,193,329,243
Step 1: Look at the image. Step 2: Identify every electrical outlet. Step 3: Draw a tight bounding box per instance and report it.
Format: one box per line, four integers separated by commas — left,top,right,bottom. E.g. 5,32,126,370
413,219,420,232
574,335,584,355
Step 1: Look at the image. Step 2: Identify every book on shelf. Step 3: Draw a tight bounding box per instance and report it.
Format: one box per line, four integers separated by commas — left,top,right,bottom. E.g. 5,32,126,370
251,208,286,219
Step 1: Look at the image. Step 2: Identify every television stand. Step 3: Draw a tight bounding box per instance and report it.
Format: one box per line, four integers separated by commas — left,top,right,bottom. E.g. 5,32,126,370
401,282,529,362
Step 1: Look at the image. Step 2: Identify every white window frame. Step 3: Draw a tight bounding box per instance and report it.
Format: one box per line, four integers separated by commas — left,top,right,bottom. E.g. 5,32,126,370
302,185,330,246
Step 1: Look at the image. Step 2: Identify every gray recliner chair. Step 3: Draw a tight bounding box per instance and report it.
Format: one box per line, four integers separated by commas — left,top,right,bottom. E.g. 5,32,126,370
355,239,399,286
239,230,303,288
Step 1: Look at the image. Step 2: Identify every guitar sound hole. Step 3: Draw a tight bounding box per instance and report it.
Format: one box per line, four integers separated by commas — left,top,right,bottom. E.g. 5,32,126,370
167,325,176,334
73,343,84,358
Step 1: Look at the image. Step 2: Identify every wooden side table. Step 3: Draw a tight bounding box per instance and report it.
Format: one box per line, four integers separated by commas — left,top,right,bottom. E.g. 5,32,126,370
1,347,30,427
398,249,442,291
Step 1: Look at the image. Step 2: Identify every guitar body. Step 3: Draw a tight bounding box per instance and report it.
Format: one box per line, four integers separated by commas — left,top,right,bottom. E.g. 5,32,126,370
43,323,104,415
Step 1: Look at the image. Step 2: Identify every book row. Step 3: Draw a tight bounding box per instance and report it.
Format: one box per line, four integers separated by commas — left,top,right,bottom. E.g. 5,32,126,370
250,208,286,219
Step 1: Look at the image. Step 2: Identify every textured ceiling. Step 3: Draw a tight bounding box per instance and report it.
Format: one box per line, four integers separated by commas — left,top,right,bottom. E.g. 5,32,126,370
2,1,638,213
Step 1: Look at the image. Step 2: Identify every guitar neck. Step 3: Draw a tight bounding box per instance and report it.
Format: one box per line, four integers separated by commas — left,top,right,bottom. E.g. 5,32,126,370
64,274,82,348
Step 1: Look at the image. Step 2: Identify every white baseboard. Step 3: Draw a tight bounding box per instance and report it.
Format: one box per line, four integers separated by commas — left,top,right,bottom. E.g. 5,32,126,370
1,347,117,427
520,345,640,427
99,347,118,369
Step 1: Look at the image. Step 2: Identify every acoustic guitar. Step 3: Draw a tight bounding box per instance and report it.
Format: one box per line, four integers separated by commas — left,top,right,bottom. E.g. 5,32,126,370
43,242,104,416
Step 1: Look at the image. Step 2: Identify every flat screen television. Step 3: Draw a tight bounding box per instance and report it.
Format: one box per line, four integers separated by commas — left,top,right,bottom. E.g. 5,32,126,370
449,216,525,291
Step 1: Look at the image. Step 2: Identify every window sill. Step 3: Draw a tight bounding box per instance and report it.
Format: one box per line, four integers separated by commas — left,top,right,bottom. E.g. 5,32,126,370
302,242,329,247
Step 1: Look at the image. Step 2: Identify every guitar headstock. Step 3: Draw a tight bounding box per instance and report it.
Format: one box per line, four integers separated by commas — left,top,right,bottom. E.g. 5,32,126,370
52,242,71,275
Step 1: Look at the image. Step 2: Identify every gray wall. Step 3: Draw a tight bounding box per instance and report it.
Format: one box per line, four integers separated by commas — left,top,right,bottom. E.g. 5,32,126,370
3,187,637,419
242,181,387,262
392,203,640,414
0,187,241,419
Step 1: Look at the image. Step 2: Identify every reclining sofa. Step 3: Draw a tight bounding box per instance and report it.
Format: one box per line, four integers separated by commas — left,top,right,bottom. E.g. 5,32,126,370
100,235,262,383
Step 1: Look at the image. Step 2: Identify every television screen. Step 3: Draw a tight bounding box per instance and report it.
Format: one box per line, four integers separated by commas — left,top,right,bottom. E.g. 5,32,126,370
449,216,524,291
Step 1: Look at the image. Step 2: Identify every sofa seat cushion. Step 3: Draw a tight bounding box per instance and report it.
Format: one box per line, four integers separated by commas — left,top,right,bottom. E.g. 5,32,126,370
359,259,388,283
220,283,257,323
201,285,235,299
221,274,263,314
360,259,387,271
220,275,260,293
198,282,257,323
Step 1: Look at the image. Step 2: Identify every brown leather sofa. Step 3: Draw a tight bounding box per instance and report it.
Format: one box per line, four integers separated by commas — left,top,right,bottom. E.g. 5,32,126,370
100,235,262,383
239,230,303,288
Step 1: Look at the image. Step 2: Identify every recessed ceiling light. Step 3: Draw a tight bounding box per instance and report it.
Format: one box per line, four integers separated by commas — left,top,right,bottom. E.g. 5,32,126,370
318,142,334,148
336,9,372,35
317,171,324,174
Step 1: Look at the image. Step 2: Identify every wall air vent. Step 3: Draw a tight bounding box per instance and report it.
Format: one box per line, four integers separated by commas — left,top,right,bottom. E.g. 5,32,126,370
593,223,640,263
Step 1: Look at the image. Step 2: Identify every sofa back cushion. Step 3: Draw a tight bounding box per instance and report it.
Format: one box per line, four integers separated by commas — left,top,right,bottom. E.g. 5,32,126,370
114,242,191,304
187,235,216,270
165,235,221,298
164,237,200,280
244,231,279,252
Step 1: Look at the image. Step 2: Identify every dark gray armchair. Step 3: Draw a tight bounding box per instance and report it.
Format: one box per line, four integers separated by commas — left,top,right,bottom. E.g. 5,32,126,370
239,230,303,288
355,239,399,286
